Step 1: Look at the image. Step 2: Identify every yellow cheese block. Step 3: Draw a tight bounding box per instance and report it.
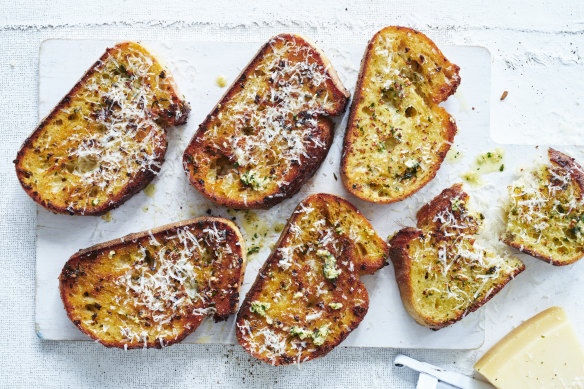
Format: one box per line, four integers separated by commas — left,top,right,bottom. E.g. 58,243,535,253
474,307,584,388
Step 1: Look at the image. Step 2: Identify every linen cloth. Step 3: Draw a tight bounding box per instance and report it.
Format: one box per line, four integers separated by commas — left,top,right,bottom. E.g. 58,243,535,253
1,1,583,387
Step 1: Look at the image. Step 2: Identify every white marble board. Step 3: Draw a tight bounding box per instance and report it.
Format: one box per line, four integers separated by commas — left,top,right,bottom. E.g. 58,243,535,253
36,38,562,350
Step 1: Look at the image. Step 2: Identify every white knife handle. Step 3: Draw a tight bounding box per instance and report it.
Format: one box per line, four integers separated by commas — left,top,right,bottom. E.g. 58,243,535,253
394,355,494,389
416,373,438,389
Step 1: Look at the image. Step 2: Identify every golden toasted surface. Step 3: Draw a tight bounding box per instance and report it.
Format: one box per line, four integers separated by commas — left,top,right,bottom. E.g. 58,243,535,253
389,184,524,329
236,193,388,365
183,34,349,209
503,148,584,265
15,42,190,215
59,217,246,349
342,26,459,203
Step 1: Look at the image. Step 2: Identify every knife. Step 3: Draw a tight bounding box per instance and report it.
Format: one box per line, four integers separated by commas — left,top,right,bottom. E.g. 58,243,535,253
393,355,494,389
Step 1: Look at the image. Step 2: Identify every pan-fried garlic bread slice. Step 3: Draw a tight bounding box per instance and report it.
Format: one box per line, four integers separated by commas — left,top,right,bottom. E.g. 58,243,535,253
389,184,524,329
342,26,460,203
183,34,349,209
15,42,190,215
59,217,246,349
236,193,388,365
503,148,584,265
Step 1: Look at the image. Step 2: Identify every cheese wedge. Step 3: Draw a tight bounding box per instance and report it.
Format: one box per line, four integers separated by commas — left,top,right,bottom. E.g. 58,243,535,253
474,307,584,388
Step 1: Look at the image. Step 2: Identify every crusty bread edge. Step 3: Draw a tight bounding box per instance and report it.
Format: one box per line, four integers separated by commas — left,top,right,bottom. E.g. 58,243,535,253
341,26,458,204
315,193,389,274
323,193,389,274
182,34,350,210
549,147,584,193
59,216,247,349
501,238,583,266
185,120,337,210
416,182,466,227
236,193,387,364
502,148,584,266
14,41,190,216
388,227,430,327
293,33,350,101
133,41,191,127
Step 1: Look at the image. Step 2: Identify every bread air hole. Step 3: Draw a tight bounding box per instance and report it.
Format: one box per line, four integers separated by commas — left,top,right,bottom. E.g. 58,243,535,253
306,296,320,308
210,155,235,177
119,254,132,264
380,89,402,110
64,156,98,175
76,156,99,174
381,137,399,152
88,187,99,198
242,126,255,136
410,59,422,73
355,242,367,259
362,106,374,116
95,123,108,133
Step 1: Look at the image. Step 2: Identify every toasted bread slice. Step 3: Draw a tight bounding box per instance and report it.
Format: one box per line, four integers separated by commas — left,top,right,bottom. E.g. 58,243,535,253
15,42,190,215
59,217,246,349
183,34,349,209
342,26,460,203
389,184,524,329
236,193,388,365
503,148,584,265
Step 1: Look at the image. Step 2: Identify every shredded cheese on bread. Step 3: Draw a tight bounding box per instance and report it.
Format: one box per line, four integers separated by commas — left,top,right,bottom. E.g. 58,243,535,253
236,193,388,365
342,26,459,204
389,184,524,329
503,148,584,265
183,34,349,209
59,217,246,349
15,42,189,215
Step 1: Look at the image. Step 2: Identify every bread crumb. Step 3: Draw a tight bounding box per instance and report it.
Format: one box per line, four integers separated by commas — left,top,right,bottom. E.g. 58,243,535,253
101,212,112,222
216,75,227,88
500,91,509,101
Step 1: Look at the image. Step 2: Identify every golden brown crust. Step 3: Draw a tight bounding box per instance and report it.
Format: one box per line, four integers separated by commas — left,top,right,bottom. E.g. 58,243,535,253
236,193,388,364
389,184,525,330
183,34,349,210
549,148,584,194
416,182,466,228
382,27,461,102
501,238,581,266
59,217,246,349
387,228,424,324
341,26,459,204
313,194,388,274
14,42,190,216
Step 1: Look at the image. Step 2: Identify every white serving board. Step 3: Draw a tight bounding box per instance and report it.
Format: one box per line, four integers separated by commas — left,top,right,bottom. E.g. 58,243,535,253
36,38,584,350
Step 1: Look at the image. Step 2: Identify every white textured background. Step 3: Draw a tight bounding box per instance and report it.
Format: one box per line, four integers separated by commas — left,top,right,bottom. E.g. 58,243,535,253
1,1,583,387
